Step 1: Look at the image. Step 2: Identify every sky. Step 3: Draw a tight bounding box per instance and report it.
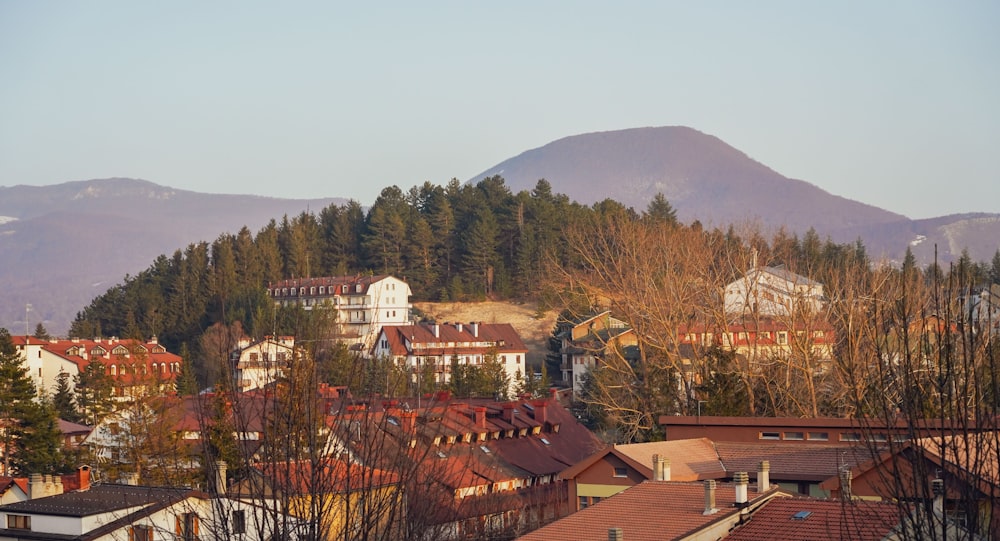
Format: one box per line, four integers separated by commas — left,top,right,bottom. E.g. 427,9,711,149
1,2,997,219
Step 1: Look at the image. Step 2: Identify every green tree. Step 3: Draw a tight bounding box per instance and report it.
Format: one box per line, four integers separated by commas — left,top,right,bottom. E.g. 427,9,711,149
16,394,67,474
33,323,51,340
75,360,115,427
643,192,679,227
52,369,81,423
0,328,38,474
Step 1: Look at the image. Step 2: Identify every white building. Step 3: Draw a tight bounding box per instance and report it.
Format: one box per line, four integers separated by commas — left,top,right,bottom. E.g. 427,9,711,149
0,474,301,541
230,336,295,392
370,322,528,398
268,275,411,348
723,265,826,318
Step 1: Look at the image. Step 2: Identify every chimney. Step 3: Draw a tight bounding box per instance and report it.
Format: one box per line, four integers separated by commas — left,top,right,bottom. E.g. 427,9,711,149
757,460,770,492
474,407,487,428
214,460,228,495
53,475,64,496
470,322,479,337
531,399,548,424
79,465,91,491
502,403,516,423
932,478,945,517
456,322,463,333
608,527,624,541
29,473,44,499
652,455,671,481
703,480,718,515
733,471,749,506
401,411,417,431
839,469,852,501
433,324,440,338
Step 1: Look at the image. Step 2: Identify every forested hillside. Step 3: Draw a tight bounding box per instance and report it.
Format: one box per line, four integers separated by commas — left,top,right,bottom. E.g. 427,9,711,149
69,175,1000,392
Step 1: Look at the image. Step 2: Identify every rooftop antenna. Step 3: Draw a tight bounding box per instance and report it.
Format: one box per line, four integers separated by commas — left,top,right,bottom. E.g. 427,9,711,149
25,303,32,337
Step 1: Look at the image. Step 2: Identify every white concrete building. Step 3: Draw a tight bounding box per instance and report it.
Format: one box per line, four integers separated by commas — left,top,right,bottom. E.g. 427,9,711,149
268,275,411,348
723,265,826,318
370,322,528,398
230,336,295,392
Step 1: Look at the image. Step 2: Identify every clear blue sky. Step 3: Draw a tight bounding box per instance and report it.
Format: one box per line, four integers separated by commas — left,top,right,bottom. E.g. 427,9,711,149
1,1,997,219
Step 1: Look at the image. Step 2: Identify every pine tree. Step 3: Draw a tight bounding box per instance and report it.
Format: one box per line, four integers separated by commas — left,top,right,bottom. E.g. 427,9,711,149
16,394,67,474
644,193,678,227
175,343,199,396
33,323,51,340
0,328,43,474
52,370,81,423
75,360,115,427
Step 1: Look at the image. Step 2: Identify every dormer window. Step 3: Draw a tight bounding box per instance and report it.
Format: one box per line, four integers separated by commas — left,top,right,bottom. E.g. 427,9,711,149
319,286,325,294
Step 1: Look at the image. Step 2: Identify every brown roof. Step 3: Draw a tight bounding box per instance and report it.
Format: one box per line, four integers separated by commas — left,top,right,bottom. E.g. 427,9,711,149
616,438,726,481
715,442,879,482
517,481,780,541
724,497,901,541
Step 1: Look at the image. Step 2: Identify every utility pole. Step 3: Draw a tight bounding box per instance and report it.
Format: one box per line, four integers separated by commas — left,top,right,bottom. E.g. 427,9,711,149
25,303,32,337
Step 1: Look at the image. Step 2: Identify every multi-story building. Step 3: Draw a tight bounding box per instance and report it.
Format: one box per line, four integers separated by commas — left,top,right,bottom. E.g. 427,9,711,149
370,321,528,397
267,275,411,347
555,312,637,397
11,336,181,398
230,335,295,392
723,265,826,318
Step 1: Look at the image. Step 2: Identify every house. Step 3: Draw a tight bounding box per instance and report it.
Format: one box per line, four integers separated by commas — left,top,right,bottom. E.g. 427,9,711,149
554,312,637,397
723,497,905,541
516,478,784,541
0,478,27,506
821,434,1000,538
559,438,726,511
370,321,529,397
268,275,412,347
657,415,931,445
723,265,826,318
58,419,93,448
11,336,182,399
330,392,604,539
0,473,297,541
231,458,402,541
678,317,836,373
230,335,295,392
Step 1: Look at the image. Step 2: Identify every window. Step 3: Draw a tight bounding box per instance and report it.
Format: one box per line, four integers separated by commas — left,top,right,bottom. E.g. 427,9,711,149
777,332,788,345
760,431,781,440
784,432,804,440
7,515,30,530
129,525,153,541
613,467,628,478
840,432,861,442
176,512,199,541
807,432,829,441
579,496,590,509
232,510,246,534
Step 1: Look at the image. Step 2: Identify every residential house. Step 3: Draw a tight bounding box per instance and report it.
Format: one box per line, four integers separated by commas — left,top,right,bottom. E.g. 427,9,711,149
678,317,836,373
555,312,637,398
0,474,297,541
268,275,411,348
723,265,826,318
231,459,402,541
516,478,784,541
657,415,925,445
370,321,529,397
559,438,725,511
0,479,26,506
11,336,181,400
331,392,603,539
230,335,295,392
723,497,905,541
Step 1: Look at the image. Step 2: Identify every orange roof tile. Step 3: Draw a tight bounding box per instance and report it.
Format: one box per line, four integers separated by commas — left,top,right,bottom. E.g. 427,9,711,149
616,438,726,481
724,497,901,541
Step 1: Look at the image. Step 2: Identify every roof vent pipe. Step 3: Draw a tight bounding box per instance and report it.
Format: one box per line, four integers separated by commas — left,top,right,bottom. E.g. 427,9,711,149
733,471,749,505
703,480,718,515
608,527,623,541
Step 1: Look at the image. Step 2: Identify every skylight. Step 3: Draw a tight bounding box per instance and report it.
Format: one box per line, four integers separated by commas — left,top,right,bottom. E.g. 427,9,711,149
540,438,551,445
480,445,491,454
791,511,812,521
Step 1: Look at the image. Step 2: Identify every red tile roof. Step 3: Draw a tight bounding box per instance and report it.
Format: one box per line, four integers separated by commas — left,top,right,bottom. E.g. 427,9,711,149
616,438,726,481
715,442,878,482
517,481,780,541
724,497,901,541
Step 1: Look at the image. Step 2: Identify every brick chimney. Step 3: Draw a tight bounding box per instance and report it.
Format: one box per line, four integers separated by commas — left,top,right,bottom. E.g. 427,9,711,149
703,480,717,515
502,403,516,423
733,471,749,506
79,465,91,491
608,527,624,541
401,410,417,431
474,407,487,428
757,460,770,492
531,399,548,424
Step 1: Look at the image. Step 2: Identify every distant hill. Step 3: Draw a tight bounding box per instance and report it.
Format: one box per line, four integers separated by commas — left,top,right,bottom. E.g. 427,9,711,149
470,126,1000,266
0,178,343,335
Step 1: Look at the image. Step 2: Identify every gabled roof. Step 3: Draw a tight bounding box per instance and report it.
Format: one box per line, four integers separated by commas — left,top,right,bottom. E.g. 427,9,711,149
376,322,529,357
0,484,198,517
715,442,879,482
724,497,901,541
516,481,782,541
617,438,726,481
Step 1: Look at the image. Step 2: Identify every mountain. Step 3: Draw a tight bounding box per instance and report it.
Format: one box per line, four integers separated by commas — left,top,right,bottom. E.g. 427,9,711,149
0,178,343,335
470,126,1000,266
